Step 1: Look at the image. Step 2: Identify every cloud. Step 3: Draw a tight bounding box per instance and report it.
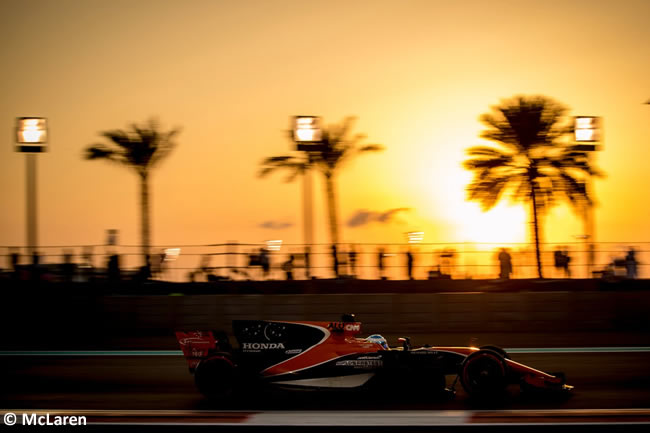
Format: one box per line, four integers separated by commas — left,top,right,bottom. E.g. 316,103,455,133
259,220,294,230
346,208,411,228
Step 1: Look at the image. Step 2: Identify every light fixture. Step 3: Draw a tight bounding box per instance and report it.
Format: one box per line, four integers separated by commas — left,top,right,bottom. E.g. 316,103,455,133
293,116,324,151
407,231,424,244
16,117,48,152
266,240,283,251
574,116,601,143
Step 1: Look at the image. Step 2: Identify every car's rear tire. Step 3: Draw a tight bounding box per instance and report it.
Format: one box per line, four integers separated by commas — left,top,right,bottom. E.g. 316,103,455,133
460,349,508,398
194,354,237,400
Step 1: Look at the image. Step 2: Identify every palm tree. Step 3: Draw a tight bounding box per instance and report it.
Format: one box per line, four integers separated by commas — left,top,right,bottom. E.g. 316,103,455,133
84,118,180,265
312,117,384,245
463,95,602,278
259,152,315,248
260,117,383,245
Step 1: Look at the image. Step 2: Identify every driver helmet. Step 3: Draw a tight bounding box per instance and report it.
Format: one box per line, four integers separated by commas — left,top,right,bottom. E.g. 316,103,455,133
366,334,389,350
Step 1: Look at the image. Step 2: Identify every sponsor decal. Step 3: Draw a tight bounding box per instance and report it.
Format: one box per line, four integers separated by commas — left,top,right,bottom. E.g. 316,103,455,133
335,359,383,368
178,336,209,346
176,331,215,348
327,322,361,332
285,348,302,355
190,349,206,357
359,343,378,349
242,342,286,351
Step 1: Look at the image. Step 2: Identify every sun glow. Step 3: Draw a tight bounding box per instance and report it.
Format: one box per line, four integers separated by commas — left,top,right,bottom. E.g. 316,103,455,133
433,166,528,245
453,201,527,244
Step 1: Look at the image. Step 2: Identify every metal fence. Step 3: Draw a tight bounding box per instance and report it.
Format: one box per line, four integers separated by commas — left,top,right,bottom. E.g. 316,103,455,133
1,241,648,282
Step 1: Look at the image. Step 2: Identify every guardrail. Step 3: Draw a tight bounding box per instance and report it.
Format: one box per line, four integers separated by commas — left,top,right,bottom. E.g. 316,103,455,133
1,241,648,282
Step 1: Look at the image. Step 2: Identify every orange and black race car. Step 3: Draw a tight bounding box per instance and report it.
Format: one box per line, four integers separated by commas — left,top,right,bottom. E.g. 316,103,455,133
176,314,572,400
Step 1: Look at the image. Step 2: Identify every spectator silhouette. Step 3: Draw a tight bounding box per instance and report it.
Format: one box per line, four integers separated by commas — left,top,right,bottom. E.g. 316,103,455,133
61,250,75,283
30,252,41,281
259,247,270,279
248,249,259,269
563,248,571,277
625,248,638,279
282,254,294,280
331,244,339,278
107,253,121,284
406,249,414,280
378,248,386,279
498,248,512,280
554,247,571,278
9,249,19,280
137,254,152,282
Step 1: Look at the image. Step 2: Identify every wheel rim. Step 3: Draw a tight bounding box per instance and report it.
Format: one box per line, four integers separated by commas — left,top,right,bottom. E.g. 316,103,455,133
463,353,505,394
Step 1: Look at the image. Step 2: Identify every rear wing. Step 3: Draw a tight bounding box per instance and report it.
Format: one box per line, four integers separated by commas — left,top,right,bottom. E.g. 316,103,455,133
175,330,229,372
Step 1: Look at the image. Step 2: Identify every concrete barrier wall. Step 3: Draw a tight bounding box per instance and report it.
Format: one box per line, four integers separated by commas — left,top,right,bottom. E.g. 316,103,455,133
100,291,650,335
3,291,649,349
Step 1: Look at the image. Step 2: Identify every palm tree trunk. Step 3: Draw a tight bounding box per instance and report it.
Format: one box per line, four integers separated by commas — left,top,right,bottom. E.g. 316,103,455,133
140,172,150,266
302,170,314,279
530,184,543,278
302,170,314,247
324,173,339,245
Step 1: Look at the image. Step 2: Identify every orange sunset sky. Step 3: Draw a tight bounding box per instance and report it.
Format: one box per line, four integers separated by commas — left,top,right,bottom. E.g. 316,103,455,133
1,0,649,253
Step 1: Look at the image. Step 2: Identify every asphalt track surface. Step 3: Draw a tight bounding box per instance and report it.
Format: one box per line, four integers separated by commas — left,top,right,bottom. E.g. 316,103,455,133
2,352,649,411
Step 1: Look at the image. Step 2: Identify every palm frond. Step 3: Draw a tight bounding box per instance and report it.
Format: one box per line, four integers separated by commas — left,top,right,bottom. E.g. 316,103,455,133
258,154,308,181
466,146,510,158
304,117,384,175
358,144,384,152
467,175,510,211
83,145,128,166
464,155,513,170
87,118,180,174
84,145,117,160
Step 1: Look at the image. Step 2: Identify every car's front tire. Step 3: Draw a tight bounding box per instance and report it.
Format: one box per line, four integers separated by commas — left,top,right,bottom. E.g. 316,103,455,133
460,349,508,398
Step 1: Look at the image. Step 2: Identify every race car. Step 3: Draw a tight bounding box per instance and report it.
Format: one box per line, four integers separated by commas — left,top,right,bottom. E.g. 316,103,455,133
175,314,572,400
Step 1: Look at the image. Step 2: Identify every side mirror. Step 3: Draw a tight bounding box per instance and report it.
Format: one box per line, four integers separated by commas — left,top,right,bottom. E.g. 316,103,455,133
398,337,411,352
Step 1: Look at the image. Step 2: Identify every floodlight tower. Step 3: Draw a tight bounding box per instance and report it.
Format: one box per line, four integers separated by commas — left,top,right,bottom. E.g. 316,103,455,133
291,116,325,278
573,116,602,277
15,117,48,261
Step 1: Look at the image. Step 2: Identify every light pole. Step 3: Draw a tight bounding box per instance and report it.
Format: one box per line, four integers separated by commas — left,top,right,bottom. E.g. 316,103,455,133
15,117,48,262
292,116,324,278
573,116,602,278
